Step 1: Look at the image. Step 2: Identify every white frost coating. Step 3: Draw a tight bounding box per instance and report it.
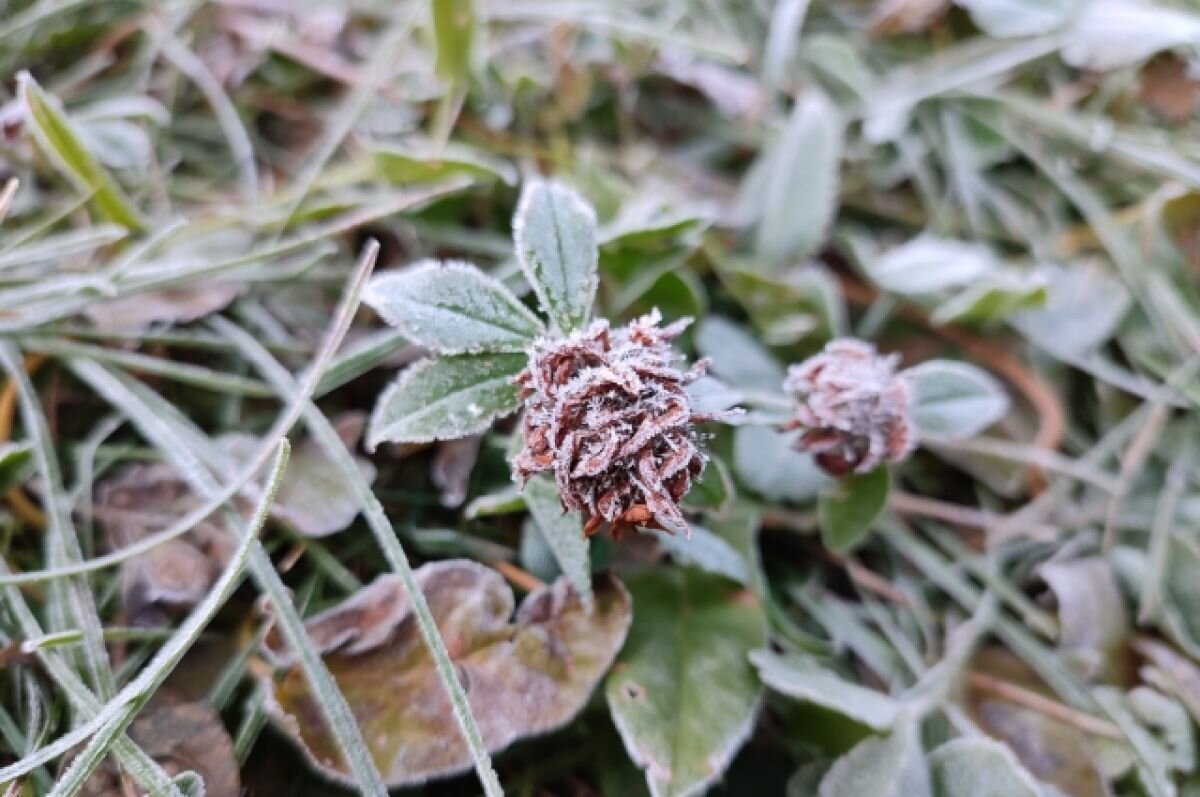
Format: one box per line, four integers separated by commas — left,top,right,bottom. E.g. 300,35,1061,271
366,354,526,450
364,260,544,355
867,235,997,296
513,179,599,335
905,359,1009,440
523,475,593,613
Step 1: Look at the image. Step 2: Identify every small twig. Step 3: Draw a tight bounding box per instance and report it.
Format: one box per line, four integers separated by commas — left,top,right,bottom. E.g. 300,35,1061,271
489,560,546,593
964,670,1122,739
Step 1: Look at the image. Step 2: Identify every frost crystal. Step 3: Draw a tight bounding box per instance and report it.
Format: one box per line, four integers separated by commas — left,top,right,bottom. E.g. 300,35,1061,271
513,310,730,538
783,338,917,476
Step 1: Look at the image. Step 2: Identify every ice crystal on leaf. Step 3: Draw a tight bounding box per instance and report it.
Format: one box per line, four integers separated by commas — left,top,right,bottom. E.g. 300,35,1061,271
513,310,732,538
783,338,916,476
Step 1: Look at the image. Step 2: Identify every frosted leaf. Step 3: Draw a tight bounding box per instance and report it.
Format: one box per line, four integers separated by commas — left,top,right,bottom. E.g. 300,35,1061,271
906,360,1009,440
513,179,599,334
364,260,543,354
264,560,631,789
522,475,592,612
367,353,526,449
865,235,997,295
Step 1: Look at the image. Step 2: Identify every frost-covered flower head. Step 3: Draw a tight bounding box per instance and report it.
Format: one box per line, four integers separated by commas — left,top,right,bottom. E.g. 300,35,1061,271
512,309,729,538
783,338,916,476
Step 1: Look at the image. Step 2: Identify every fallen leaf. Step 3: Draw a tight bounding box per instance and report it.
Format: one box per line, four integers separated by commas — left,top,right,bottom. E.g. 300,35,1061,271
80,694,240,796
218,416,376,538
430,434,482,508
95,461,234,626
963,648,1108,797
263,560,631,788
1139,55,1200,123
84,282,243,332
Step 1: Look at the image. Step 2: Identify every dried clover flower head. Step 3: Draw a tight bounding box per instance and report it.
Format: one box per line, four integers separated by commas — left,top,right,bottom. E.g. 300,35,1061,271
783,338,916,476
513,309,728,538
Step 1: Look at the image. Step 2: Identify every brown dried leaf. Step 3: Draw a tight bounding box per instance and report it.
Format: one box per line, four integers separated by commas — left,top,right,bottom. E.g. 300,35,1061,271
262,560,631,788
219,419,376,538
964,648,1109,797
870,0,951,36
80,695,240,797
1138,55,1200,124
95,461,233,625
83,282,243,332
431,434,482,508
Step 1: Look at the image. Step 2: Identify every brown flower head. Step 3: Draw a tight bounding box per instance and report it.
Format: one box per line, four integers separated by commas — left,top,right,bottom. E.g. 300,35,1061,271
512,310,728,538
783,338,916,476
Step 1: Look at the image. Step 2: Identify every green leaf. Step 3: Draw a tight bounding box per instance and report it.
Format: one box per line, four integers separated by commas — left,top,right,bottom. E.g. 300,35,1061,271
1011,263,1130,357
751,650,900,731
465,485,527,519
523,475,592,612
656,524,750,585
19,73,146,232
267,562,631,788
929,738,1047,797
907,360,1009,439
513,179,600,334
1062,0,1200,71
606,567,766,797
818,715,930,797
366,353,525,449
818,467,889,553
363,261,543,354
734,426,830,503
371,141,515,186
931,272,1047,326
755,88,843,267
866,236,997,295
431,0,475,85
954,0,1082,37
1160,535,1200,659
694,316,786,394
0,442,34,493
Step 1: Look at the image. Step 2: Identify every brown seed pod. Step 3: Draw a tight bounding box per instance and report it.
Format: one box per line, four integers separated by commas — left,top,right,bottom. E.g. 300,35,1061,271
783,338,917,476
512,310,730,538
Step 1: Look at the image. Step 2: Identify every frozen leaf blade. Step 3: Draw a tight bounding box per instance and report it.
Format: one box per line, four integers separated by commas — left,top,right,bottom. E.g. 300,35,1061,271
818,716,930,797
513,180,599,334
694,316,786,393
1011,263,1130,358
1062,0,1200,71
954,0,1081,38
734,426,830,503
265,561,630,788
866,236,996,295
751,650,899,730
755,88,843,266
523,475,592,612
367,353,525,448
364,261,543,354
656,523,750,585
907,360,1009,439
606,567,766,797
928,738,1047,797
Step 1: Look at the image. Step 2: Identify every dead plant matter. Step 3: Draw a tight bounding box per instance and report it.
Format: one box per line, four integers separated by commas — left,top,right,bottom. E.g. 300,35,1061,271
512,310,731,538
783,338,917,476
